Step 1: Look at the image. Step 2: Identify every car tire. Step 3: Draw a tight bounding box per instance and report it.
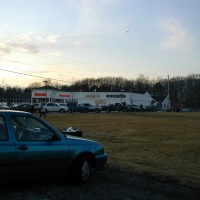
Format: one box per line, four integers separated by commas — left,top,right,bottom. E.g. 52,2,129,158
71,155,91,183
68,109,72,113
95,109,99,113
106,108,111,113
59,109,65,113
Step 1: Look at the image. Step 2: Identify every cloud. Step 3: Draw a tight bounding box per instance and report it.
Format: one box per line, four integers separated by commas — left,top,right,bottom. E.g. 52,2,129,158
17,43,39,54
0,46,11,57
0,31,61,57
47,35,59,44
158,18,195,51
68,0,129,36
16,32,48,52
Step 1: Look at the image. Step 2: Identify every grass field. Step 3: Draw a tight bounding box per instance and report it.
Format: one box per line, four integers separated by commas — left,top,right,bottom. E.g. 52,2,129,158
42,111,200,188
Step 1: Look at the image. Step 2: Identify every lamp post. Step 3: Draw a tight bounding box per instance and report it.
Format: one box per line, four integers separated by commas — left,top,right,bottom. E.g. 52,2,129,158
167,75,170,109
43,80,48,102
120,89,124,104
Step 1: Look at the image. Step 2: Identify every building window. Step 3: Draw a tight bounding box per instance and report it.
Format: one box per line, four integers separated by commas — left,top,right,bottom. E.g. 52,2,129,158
106,94,126,98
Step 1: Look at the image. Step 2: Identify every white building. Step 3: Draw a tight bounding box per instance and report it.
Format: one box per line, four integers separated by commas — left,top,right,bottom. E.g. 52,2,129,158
161,96,170,110
152,96,171,111
31,87,156,107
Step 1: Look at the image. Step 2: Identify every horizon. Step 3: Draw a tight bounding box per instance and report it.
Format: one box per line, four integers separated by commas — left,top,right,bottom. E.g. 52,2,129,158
1,73,198,89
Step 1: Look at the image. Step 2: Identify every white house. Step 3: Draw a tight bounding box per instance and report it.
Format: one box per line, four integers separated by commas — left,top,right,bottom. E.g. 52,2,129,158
152,96,171,111
161,96,170,110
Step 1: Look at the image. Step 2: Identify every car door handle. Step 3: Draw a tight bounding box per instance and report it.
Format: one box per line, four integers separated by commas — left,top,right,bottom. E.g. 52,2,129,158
18,145,28,151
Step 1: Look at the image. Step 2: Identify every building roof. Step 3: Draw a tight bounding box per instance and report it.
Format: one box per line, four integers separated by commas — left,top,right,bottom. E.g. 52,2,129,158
34,86,59,90
152,96,167,102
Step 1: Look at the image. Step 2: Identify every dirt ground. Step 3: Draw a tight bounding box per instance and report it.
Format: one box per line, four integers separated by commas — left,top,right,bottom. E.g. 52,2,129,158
1,166,199,200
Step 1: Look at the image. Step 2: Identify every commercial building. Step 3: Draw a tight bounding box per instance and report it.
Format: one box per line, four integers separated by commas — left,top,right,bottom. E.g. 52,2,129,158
31,86,170,110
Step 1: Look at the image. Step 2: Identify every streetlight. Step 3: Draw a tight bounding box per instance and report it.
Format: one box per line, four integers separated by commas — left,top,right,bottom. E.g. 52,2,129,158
43,80,48,102
120,89,124,104
167,75,170,109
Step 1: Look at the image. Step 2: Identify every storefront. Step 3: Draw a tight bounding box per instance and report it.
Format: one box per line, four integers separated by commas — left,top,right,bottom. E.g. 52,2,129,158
31,86,155,107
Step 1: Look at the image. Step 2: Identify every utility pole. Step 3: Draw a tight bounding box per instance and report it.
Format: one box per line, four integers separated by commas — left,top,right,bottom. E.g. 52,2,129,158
44,80,48,103
167,75,170,109
120,89,124,104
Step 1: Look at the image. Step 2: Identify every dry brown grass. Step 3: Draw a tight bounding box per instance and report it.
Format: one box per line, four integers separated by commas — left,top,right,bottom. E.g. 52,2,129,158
42,111,200,188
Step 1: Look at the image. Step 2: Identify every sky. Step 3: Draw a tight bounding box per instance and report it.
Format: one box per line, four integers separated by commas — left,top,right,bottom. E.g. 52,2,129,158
0,0,200,87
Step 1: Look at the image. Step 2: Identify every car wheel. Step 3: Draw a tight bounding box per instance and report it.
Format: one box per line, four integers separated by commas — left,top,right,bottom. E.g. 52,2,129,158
106,108,111,113
68,109,72,113
71,155,91,183
95,109,101,113
59,109,65,113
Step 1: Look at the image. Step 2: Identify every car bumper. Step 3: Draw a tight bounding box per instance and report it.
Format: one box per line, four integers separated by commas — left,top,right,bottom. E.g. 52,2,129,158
95,153,107,170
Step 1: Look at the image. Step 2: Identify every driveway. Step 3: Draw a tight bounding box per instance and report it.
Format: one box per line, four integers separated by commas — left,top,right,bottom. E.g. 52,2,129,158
1,166,199,200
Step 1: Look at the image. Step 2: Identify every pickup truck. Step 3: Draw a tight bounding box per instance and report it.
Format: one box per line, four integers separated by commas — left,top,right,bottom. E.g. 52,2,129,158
0,110,107,183
101,103,128,112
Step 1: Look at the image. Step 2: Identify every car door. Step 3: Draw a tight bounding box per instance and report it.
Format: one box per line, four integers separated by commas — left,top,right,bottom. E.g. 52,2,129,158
0,115,17,181
53,103,60,112
45,103,54,112
11,115,70,179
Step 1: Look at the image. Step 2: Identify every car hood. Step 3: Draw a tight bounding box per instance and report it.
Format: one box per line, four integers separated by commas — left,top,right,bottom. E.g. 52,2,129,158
65,135,104,152
64,134,101,146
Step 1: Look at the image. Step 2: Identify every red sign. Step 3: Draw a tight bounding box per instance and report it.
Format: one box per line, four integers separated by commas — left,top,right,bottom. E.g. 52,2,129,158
34,92,46,97
59,94,71,97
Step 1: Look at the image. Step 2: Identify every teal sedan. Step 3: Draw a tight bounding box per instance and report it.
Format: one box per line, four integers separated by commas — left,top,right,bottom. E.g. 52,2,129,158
0,110,107,183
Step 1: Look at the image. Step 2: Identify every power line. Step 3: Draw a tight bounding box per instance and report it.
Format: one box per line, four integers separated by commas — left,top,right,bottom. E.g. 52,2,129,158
0,68,71,84
0,56,170,82
0,40,171,79
0,40,94,66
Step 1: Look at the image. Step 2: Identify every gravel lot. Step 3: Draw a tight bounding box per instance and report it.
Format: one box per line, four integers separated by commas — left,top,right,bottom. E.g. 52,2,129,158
1,166,199,200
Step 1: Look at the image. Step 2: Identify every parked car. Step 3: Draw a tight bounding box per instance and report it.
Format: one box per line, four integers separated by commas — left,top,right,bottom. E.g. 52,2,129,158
0,110,107,183
59,103,69,108
0,105,9,110
101,103,128,112
80,103,101,113
44,102,68,113
128,104,141,112
68,104,85,113
12,103,36,113
10,103,21,110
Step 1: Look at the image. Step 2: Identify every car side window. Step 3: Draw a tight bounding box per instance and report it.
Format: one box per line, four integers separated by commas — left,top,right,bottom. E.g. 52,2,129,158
0,116,8,141
11,116,60,141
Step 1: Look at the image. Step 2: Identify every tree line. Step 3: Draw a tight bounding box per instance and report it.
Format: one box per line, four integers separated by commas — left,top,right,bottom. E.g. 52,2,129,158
1,74,200,108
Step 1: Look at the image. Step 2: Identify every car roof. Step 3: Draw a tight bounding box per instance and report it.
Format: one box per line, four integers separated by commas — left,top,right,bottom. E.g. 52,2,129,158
0,110,31,114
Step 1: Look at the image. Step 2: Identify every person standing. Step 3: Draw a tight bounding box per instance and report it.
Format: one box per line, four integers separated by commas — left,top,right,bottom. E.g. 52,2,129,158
140,103,143,112
30,104,35,114
39,103,46,118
